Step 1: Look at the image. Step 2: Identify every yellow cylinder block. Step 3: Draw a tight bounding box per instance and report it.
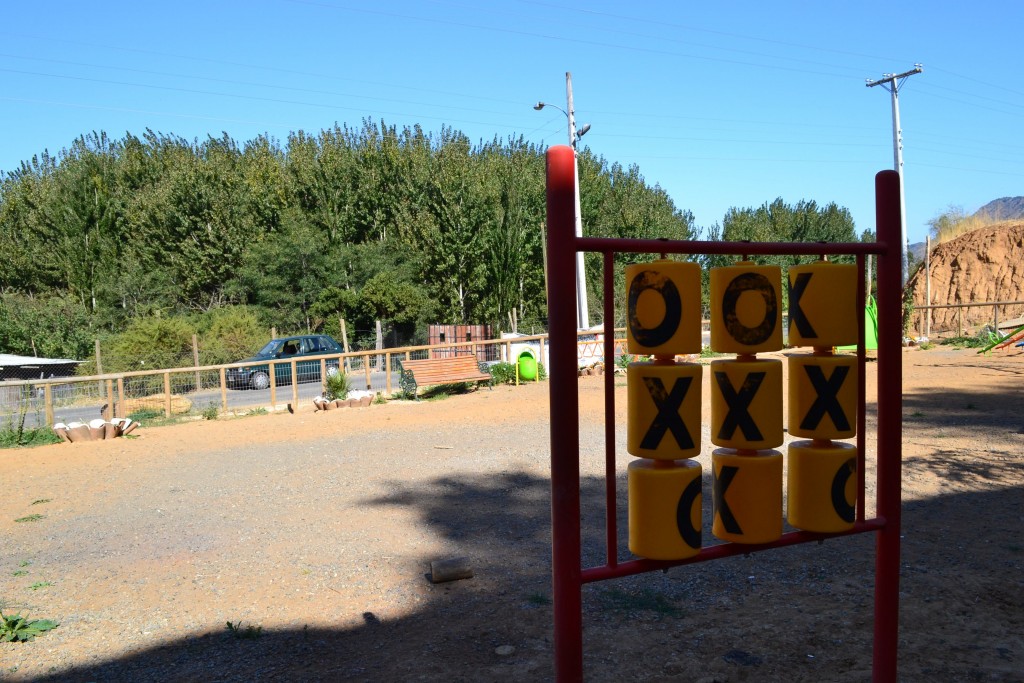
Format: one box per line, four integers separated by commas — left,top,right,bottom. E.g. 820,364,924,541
788,355,858,439
787,440,857,533
787,261,858,348
709,262,782,354
711,448,783,544
628,459,702,560
625,260,702,356
627,362,702,460
710,358,783,450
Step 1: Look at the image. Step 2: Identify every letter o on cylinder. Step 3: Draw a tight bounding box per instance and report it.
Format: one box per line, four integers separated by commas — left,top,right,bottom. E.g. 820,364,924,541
710,263,782,354
628,459,702,560
711,448,783,544
626,260,702,356
787,440,857,533
787,262,858,348
627,362,702,460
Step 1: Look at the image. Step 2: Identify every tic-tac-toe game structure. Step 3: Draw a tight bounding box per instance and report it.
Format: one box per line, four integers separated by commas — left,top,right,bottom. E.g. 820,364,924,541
545,145,904,682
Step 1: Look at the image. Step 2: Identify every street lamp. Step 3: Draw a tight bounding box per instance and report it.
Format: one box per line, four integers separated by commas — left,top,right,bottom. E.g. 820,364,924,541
535,73,591,330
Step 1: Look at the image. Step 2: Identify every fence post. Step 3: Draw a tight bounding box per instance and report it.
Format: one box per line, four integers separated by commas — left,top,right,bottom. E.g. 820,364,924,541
269,361,277,410
385,352,392,395
163,372,172,417
192,334,202,391
340,318,351,372
364,354,371,390
958,307,963,337
95,339,104,396
117,378,125,418
44,384,53,427
219,368,227,412
320,359,327,394
291,359,299,408
105,380,114,420
994,304,999,334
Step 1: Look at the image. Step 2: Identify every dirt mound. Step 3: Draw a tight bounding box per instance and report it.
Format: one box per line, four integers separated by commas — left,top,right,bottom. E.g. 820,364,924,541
907,220,1024,332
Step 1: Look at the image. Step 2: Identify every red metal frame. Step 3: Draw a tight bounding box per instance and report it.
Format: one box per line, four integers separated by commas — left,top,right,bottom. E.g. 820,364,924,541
546,145,903,682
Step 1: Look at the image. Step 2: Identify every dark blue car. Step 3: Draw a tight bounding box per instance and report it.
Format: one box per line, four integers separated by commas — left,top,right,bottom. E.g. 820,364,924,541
225,335,343,390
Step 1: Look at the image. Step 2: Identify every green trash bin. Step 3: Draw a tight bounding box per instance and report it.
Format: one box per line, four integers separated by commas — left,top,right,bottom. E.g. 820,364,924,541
517,351,538,381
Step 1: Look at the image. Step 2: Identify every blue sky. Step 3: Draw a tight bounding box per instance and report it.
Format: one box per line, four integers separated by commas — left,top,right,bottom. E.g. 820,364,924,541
2,1,1021,245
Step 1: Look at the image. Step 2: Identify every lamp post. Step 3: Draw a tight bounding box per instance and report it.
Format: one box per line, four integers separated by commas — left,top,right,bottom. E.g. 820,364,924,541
536,72,591,330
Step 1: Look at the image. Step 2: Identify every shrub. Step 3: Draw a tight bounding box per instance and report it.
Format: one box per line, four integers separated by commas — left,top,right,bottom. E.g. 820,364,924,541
324,372,350,401
488,362,517,385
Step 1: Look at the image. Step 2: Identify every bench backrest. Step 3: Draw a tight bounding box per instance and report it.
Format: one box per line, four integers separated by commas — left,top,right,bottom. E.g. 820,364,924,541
403,355,486,378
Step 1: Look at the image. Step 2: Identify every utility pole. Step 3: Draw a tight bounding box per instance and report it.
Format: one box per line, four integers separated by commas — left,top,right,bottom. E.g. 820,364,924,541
867,64,923,287
535,73,591,330
566,72,590,330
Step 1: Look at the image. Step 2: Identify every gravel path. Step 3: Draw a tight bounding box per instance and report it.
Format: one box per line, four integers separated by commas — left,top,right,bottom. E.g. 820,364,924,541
1,349,1022,681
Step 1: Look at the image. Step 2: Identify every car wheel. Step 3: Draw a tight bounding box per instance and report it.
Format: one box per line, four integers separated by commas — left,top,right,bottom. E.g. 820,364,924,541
325,365,340,378
251,371,270,391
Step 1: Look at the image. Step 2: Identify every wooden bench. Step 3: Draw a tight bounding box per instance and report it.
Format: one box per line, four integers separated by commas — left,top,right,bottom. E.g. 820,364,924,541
398,356,492,399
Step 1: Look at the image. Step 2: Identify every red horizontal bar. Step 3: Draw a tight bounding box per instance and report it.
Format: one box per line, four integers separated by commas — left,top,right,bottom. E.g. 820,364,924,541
580,518,887,584
576,236,888,257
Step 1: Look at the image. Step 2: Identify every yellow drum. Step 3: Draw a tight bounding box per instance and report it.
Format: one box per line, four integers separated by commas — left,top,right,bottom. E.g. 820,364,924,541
709,262,782,354
787,440,857,533
788,355,858,440
628,459,702,560
788,261,858,348
711,448,783,544
710,358,783,450
627,361,702,460
625,260,702,356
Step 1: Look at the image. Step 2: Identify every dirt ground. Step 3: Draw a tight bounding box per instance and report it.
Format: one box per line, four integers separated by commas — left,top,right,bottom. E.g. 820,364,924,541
1,347,1022,682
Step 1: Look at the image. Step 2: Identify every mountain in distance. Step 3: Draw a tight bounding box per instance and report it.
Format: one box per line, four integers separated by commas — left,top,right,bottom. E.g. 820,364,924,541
907,196,1024,262
974,196,1024,220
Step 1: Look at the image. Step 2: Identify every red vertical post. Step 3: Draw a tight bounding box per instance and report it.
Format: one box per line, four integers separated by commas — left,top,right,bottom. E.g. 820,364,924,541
873,169,904,682
546,145,584,681
602,252,618,567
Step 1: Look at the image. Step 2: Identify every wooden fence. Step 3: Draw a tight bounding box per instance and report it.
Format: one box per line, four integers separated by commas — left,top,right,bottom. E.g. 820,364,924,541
0,331,626,430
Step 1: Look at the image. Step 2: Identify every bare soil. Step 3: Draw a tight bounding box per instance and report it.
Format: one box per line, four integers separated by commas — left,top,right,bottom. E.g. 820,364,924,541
1,347,1022,682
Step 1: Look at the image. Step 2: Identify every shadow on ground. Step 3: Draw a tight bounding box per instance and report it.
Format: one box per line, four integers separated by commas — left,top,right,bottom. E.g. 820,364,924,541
24,464,1022,682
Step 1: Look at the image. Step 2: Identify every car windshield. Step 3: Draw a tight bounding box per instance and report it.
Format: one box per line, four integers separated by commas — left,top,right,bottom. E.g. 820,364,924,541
256,340,284,356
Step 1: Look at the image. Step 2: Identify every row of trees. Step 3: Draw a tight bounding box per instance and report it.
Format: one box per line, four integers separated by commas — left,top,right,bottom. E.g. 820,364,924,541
1,120,865,369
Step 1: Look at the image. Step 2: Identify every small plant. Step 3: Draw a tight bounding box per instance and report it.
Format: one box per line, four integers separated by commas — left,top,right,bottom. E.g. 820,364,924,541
28,582,52,591
526,592,551,606
919,341,934,350
201,402,219,420
226,621,263,639
30,499,52,506
700,345,725,359
14,514,45,523
324,372,350,401
372,392,387,405
12,570,28,577
0,610,59,642
487,362,517,385
247,407,267,416
599,587,681,617
127,407,163,422
616,353,634,370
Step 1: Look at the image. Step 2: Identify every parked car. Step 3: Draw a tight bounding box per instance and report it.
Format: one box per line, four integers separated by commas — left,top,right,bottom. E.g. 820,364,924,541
225,335,343,390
